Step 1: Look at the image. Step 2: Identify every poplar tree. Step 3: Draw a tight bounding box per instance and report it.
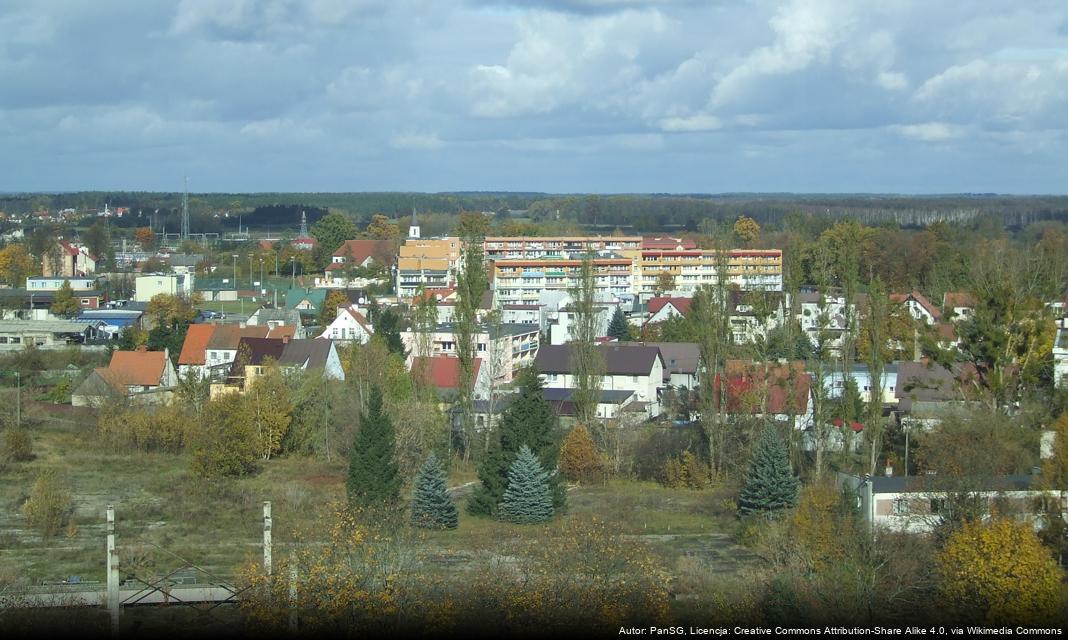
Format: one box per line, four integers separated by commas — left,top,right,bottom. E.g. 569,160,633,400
737,424,800,516
347,386,401,508
499,446,554,524
410,452,458,530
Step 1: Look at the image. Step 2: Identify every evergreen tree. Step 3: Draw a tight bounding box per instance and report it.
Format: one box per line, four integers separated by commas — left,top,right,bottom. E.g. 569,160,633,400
410,452,458,530
347,386,401,508
50,281,80,317
499,445,554,524
737,424,800,516
606,306,631,342
467,367,565,515
371,306,406,357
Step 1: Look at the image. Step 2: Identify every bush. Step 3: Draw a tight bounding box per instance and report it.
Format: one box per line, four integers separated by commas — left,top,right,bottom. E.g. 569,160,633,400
558,424,605,483
659,451,708,489
22,469,74,537
3,428,33,462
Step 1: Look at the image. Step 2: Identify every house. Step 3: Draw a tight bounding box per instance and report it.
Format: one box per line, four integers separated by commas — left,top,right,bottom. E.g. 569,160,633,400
795,289,866,356
199,324,273,380
823,363,900,405
712,360,813,430
547,305,614,345
75,309,144,340
400,323,540,382
285,288,328,322
42,240,96,277
727,290,786,345
942,292,977,323
1053,320,1068,389
134,274,195,302
535,343,666,417
72,347,178,407
621,341,701,391
215,337,345,395
890,291,941,326
247,307,305,337
840,472,1065,534
317,306,373,344
0,319,104,349
542,388,641,421
327,239,395,270
411,355,491,401
177,323,218,379
893,361,979,429
646,296,693,324
501,304,540,325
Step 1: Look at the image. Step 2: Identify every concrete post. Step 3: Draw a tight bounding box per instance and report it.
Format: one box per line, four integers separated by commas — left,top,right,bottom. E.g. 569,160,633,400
106,505,120,635
262,501,272,576
288,564,298,632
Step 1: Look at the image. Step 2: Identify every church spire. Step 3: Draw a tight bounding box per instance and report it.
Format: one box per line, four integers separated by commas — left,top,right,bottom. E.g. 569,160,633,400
408,207,421,239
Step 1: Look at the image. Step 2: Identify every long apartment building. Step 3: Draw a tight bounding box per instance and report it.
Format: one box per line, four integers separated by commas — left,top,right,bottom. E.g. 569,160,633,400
629,248,783,293
491,257,633,305
483,236,642,260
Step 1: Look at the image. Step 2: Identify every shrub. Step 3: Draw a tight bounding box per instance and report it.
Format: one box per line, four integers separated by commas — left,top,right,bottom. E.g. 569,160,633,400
559,424,605,483
3,428,33,462
659,451,709,489
22,469,74,537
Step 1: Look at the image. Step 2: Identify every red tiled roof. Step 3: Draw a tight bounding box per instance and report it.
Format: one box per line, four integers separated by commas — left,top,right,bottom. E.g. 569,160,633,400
942,292,977,311
59,240,80,256
642,236,697,250
331,239,395,266
648,296,693,316
890,291,942,321
178,324,216,366
713,360,811,415
107,349,167,386
411,356,481,389
267,326,296,340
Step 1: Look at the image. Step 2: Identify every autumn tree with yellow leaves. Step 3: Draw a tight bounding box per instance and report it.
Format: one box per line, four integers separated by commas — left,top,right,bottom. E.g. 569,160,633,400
938,518,1062,624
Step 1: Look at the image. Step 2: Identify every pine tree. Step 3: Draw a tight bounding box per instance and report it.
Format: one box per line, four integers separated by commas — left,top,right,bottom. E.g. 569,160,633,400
737,424,800,516
467,367,565,515
499,445,554,524
607,306,631,342
410,452,458,530
347,386,401,508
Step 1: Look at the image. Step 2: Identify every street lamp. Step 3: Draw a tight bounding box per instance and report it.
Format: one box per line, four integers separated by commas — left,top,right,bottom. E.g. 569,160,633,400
248,254,254,288
259,258,264,292
231,254,238,288
289,256,296,287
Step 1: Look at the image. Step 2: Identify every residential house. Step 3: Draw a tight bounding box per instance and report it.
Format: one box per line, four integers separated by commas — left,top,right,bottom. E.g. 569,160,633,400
712,360,813,430
795,290,866,356
841,472,1065,534
621,341,701,391
285,288,328,323
542,388,641,421
318,306,373,344
400,322,539,383
823,363,900,405
247,307,305,337
41,240,96,277
890,291,941,326
134,273,195,302
72,347,178,407
198,324,273,380
319,239,395,288
213,336,345,396
411,355,491,401
893,360,980,429
727,289,786,345
547,304,614,346
942,292,977,323
501,304,541,326
25,276,103,310
396,237,462,300
535,343,666,418
1053,320,1068,389
646,296,693,324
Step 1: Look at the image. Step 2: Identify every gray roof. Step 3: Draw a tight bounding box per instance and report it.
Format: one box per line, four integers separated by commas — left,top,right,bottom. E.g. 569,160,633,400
77,310,144,319
622,342,700,375
894,361,969,402
0,320,99,333
866,474,1038,495
535,343,664,376
279,339,333,370
251,307,302,324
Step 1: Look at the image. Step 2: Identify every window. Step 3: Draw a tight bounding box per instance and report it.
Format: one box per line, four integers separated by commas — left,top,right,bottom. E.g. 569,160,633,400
632,375,639,383
930,498,947,516
892,499,909,516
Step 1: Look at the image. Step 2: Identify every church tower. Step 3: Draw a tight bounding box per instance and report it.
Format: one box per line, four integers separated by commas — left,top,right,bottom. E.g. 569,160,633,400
408,208,421,239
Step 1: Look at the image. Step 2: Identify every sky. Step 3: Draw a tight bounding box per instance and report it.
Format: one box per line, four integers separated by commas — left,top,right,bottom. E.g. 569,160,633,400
1,0,1067,194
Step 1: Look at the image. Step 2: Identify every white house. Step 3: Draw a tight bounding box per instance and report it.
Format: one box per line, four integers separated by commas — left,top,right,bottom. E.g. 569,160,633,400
727,290,786,345
534,343,666,417
400,323,540,383
646,296,692,324
890,291,941,326
823,363,900,405
318,306,374,344
1054,321,1068,390
135,273,195,302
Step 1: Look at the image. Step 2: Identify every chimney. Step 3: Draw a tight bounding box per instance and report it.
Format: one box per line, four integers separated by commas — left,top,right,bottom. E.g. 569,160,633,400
282,335,290,344
137,345,147,353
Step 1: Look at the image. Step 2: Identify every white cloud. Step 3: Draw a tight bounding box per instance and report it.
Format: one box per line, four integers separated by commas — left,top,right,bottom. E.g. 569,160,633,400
390,130,445,150
877,71,907,90
659,114,721,132
891,122,962,142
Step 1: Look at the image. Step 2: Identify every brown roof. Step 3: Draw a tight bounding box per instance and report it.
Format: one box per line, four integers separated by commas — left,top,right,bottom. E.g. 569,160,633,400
106,349,168,386
411,356,482,389
178,324,216,366
942,292,977,311
894,361,980,403
206,324,269,350
890,291,942,321
713,360,811,415
534,344,664,376
330,239,396,266
648,296,692,316
267,325,296,340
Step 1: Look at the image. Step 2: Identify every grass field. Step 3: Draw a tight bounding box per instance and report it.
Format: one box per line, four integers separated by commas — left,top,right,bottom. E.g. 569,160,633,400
0,412,760,592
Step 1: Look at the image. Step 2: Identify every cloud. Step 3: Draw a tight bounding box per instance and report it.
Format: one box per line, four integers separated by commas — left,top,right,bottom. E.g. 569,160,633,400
891,122,962,142
390,130,445,150
658,114,721,132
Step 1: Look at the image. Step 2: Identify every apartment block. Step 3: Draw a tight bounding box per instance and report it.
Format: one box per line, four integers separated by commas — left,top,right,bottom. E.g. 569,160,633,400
483,236,642,260
491,257,633,306
629,248,783,294
395,237,462,300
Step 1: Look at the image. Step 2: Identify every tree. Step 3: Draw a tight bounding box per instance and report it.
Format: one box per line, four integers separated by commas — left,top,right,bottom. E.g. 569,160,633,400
310,212,358,254
737,424,800,517
347,386,401,508
606,306,631,342
49,280,80,317
364,214,399,241
410,452,458,530
454,229,488,460
0,243,37,286
454,211,491,239
22,468,73,537
468,367,564,515
558,424,605,483
246,364,292,460
938,518,1061,624
319,290,348,325
733,215,761,245
190,394,259,477
82,221,110,263
370,306,405,356
654,270,676,295
570,251,603,427
499,445,554,524
134,227,156,251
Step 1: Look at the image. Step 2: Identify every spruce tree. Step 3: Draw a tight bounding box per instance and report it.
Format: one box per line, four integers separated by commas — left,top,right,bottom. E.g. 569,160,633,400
499,445,554,524
467,367,565,515
607,306,631,342
347,386,401,508
410,452,458,530
738,424,800,516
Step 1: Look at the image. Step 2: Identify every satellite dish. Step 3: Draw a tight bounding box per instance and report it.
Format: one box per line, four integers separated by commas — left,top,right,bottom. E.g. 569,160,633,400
358,297,366,305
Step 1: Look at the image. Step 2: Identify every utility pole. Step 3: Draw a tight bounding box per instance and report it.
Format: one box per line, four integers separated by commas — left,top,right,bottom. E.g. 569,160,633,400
14,371,19,430
106,505,120,635
231,254,238,290
181,176,189,242
249,254,254,288
263,501,272,576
